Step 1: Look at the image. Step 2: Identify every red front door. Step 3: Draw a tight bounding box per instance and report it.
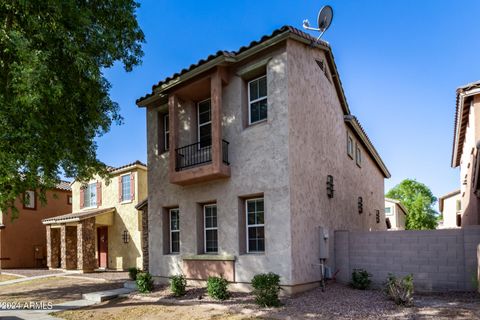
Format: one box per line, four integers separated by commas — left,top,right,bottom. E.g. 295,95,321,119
97,227,108,269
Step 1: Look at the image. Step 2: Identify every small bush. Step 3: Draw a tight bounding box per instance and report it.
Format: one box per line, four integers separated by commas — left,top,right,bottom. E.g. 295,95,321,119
251,272,282,307
351,268,372,290
136,271,154,293
170,274,187,297
385,273,414,307
128,267,140,280
207,276,230,300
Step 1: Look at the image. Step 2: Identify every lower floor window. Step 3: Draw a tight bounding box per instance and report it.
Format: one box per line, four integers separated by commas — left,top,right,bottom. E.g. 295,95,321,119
246,198,265,253
204,204,218,253
170,208,180,253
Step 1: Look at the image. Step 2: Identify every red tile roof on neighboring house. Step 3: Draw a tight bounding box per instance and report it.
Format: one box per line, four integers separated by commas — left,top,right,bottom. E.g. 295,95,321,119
107,160,147,173
452,80,480,167
54,180,72,191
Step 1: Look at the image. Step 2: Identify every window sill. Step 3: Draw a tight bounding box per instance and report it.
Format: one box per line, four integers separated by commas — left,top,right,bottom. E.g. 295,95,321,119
82,206,98,210
120,200,133,205
245,119,267,131
182,254,235,261
347,153,354,159
242,252,265,256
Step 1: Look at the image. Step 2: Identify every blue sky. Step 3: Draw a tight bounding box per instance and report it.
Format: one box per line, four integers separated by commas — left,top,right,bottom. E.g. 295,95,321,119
98,0,480,204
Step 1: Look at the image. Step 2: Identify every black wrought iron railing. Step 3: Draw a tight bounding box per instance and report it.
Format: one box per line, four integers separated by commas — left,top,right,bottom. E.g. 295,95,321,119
175,139,230,171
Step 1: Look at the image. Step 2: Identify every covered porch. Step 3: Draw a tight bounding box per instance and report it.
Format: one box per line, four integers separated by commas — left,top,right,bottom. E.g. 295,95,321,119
43,207,115,272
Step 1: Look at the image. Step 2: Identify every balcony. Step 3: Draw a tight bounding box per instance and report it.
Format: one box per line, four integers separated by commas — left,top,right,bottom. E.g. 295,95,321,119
175,140,230,171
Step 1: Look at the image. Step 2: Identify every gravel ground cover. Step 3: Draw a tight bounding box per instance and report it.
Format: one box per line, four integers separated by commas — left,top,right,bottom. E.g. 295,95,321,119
0,274,20,282
54,282,480,319
1,268,62,277
62,271,129,282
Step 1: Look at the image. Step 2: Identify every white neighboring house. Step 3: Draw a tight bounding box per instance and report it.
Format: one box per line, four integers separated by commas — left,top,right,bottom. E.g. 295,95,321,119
438,189,461,229
384,198,408,230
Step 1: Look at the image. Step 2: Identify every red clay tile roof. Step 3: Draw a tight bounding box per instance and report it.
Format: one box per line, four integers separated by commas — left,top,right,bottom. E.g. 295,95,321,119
54,180,72,191
107,160,147,173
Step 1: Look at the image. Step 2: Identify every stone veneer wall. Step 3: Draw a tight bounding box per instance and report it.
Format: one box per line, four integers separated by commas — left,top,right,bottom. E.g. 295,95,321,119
46,226,60,269
141,209,149,271
335,226,480,292
65,226,77,270
77,218,96,272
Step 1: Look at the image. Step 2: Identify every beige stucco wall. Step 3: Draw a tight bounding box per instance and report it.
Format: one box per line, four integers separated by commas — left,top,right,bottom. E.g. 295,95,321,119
147,48,293,284
459,95,480,225
441,193,461,229
145,40,386,289
71,166,147,270
286,39,386,285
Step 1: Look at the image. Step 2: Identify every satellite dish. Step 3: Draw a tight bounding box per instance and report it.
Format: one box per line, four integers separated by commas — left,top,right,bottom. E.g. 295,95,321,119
302,5,334,43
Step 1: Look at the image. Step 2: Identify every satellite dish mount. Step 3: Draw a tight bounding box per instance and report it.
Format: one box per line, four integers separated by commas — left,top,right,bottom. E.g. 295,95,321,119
302,5,333,44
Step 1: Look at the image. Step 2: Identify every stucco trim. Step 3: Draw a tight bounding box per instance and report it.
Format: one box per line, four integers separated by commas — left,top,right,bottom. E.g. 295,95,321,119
182,254,235,261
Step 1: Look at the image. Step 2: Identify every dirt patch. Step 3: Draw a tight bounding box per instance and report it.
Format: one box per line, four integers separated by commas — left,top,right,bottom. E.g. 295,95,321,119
0,276,124,304
53,297,257,320
0,274,20,282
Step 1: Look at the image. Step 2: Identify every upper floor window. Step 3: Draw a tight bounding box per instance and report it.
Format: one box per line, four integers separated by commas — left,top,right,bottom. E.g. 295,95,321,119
83,183,97,208
355,143,362,167
347,135,354,158
24,190,36,210
197,99,212,148
456,199,461,212
67,195,73,205
248,75,267,124
246,197,265,253
164,114,170,151
121,174,131,202
385,207,392,216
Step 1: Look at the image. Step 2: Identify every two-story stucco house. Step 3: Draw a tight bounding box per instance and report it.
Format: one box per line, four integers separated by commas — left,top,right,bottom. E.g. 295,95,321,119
0,183,72,268
384,198,408,230
43,161,148,272
438,189,461,229
451,81,480,226
137,26,390,293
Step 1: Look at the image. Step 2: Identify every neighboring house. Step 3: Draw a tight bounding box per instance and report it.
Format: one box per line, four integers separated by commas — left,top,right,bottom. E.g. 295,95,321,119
438,189,462,229
43,161,148,272
451,80,480,226
384,198,408,230
0,182,72,268
136,26,390,293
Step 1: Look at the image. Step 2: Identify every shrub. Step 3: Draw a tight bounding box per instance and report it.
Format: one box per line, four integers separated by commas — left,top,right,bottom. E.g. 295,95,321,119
385,273,414,307
136,271,154,293
351,268,372,290
207,276,230,300
170,274,187,297
128,267,140,280
251,272,282,307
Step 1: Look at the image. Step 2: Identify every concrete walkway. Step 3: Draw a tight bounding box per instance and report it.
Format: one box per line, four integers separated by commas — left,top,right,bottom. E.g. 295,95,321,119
0,273,65,286
0,286,134,319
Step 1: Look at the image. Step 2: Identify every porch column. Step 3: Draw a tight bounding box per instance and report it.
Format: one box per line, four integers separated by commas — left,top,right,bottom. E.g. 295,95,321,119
77,217,96,272
168,94,179,176
211,68,223,169
46,226,60,269
141,208,149,271
61,225,77,270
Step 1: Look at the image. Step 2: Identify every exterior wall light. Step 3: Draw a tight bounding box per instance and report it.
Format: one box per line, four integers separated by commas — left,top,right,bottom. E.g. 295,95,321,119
326,175,334,198
358,197,363,214
122,230,130,244
375,210,380,224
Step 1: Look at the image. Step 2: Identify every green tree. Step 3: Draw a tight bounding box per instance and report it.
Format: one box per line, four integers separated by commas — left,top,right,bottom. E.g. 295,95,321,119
0,1,144,217
386,179,438,230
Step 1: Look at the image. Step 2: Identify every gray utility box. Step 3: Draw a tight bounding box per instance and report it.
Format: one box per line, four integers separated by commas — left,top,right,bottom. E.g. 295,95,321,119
319,226,329,259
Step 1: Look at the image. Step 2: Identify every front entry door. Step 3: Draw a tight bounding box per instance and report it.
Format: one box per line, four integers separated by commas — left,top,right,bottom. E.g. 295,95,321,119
97,227,108,269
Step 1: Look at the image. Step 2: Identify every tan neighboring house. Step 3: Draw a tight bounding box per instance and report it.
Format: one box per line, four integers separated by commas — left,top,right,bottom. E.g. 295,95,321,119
438,190,462,229
43,161,148,272
451,81,480,226
384,198,408,230
0,183,72,268
136,26,390,293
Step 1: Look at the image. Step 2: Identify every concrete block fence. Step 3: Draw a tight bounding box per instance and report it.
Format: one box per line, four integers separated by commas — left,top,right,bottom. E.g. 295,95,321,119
334,226,480,292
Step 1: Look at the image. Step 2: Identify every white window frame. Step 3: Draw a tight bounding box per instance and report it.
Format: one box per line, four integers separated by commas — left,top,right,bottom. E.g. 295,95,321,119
121,173,131,202
347,134,354,158
248,75,268,125
164,113,169,151
385,206,393,216
84,183,97,209
246,197,265,253
169,208,180,254
204,204,218,254
355,143,362,167
24,190,36,209
197,98,212,148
